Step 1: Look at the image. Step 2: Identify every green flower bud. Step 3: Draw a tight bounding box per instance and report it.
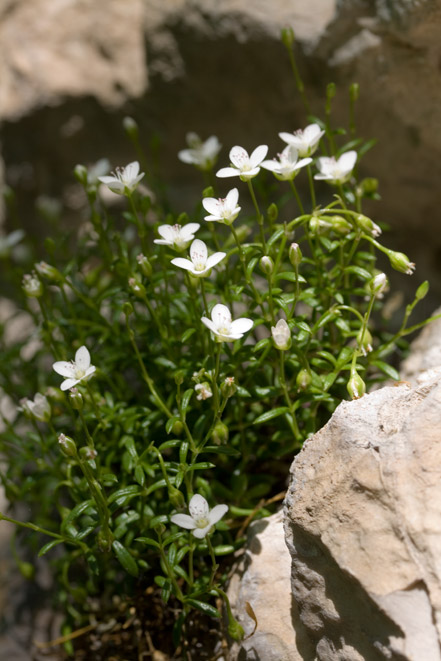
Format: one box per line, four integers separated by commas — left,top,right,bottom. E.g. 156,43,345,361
35,261,63,283
289,242,302,267
122,116,139,139
69,387,83,410
415,280,429,301
79,446,97,462
349,82,360,102
123,302,134,317
355,214,381,238
326,82,337,100
221,377,237,399
58,433,77,458
356,328,373,355
296,369,311,390
171,420,184,436
22,273,43,298
347,372,366,400
259,255,274,275
212,421,229,446
358,177,378,195
309,218,332,235
168,486,185,509
330,215,352,235
267,203,278,223
202,186,215,198
74,164,88,186
387,250,415,275
18,561,35,580
136,254,153,278
128,277,146,298
369,273,388,298
281,27,295,48
174,370,185,386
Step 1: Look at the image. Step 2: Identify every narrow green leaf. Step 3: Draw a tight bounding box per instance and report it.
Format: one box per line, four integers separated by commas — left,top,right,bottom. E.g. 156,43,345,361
112,541,139,577
372,360,399,381
38,539,64,557
185,599,221,619
253,407,290,425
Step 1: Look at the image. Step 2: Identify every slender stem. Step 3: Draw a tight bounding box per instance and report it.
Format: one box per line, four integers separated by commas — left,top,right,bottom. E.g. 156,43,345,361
279,351,301,441
206,534,219,588
78,409,95,449
85,382,103,425
306,164,316,209
289,180,304,215
0,512,87,551
200,278,209,316
286,45,311,115
127,192,149,255
247,180,267,252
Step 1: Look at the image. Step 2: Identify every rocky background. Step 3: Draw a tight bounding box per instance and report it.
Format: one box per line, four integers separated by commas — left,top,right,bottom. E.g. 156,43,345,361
0,0,440,308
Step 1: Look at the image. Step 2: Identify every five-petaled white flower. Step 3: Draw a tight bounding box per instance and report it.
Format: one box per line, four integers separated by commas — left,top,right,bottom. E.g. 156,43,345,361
171,239,226,277
154,223,200,252
178,132,222,171
20,393,51,423
201,303,253,342
170,494,228,539
98,161,144,195
279,123,325,157
314,151,357,185
53,346,96,391
261,145,312,181
271,319,292,351
217,145,268,181
202,188,241,225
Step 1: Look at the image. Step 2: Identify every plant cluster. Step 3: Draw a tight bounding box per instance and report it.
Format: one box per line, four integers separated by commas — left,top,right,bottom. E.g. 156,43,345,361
0,29,437,655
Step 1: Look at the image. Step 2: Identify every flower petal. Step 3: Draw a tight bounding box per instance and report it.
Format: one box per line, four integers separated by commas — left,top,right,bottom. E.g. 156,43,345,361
201,317,217,333
249,144,268,168
205,252,226,269
338,150,357,172
216,167,240,178
170,514,197,530
85,366,96,378
208,504,228,526
202,198,221,215
225,187,239,208
60,378,79,391
178,149,195,164
53,361,76,378
171,258,194,271
157,225,175,241
230,318,253,335
229,146,249,169
192,525,211,539
190,239,207,265
189,494,209,519
180,223,200,238
278,132,296,145
296,157,313,169
75,346,91,371
124,161,140,180
260,159,280,173
211,304,231,327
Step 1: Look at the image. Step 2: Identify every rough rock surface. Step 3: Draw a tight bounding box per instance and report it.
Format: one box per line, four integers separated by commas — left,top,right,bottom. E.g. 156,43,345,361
226,510,314,660
284,371,441,660
400,308,441,385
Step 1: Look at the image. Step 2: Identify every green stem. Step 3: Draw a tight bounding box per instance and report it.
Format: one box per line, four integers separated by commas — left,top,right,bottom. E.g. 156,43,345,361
279,351,301,442
306,164,316,209
289,179,304,215
247,180,267,252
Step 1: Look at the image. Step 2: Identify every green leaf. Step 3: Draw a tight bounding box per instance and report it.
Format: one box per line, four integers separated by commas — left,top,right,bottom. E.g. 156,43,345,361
185,599,221,619
201,445,241,457
267,227,284,247
38,539,64,557
61,500,94,533
135,536,160,549
112,541,139,577
181,327,196,343
246,257,259,280
372,360,399,381
344,265,372,281
212,544,235,555
166,416,181,434
252,338,271,353
181,388,194,416
134,464,145,487
108,485,141,505
253,407,290,425
276,271,306,283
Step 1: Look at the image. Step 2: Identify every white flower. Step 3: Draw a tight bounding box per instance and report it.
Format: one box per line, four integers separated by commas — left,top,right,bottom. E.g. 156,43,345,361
202,188,241,225
0,230,25,258
314,151,357,185
98,161,144,195
217,145,268,181
271,319,291,350
87,158,110,186
170,494,228,539
201,303,253,342
53,346,96,391
20,393,51,422
154,223,200,252
261,145,312,181
171,239,226,277
178,133,222,171
279,123,325,157
195,382,213,400
369,273,388,298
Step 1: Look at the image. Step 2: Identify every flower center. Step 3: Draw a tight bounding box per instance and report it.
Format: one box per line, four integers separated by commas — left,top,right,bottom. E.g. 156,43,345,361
74,367,86,379
195,516,210,529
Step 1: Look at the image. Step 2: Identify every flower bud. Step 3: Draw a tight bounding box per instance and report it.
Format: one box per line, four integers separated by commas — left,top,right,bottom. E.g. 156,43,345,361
267,203,278,223
128,277,146,298
259,255,274,275
136,254,153,278
202,186,215,198
415,280,429,301
35,261,63,283
289,242,302,267
171,420,184,436
195,382,213,401
174,370,185,386
356,328,373,356
309,218,332,235
79,446,97,461
22,273,43,298
358,178,378,195
281,26,295,48
347,373,366,400
168,486,185,509
349,82,360,102
296,369,311,390
74,164,88,186
355,214,381,237
123,302,134,317
221,377,237,399
20,393,51,423
69,387,83,410
212,421,229,445
387,250,415,275
271,319,291,351
369,273,388,298
58,433,77,457
123,116,139,139
330,215,352,235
